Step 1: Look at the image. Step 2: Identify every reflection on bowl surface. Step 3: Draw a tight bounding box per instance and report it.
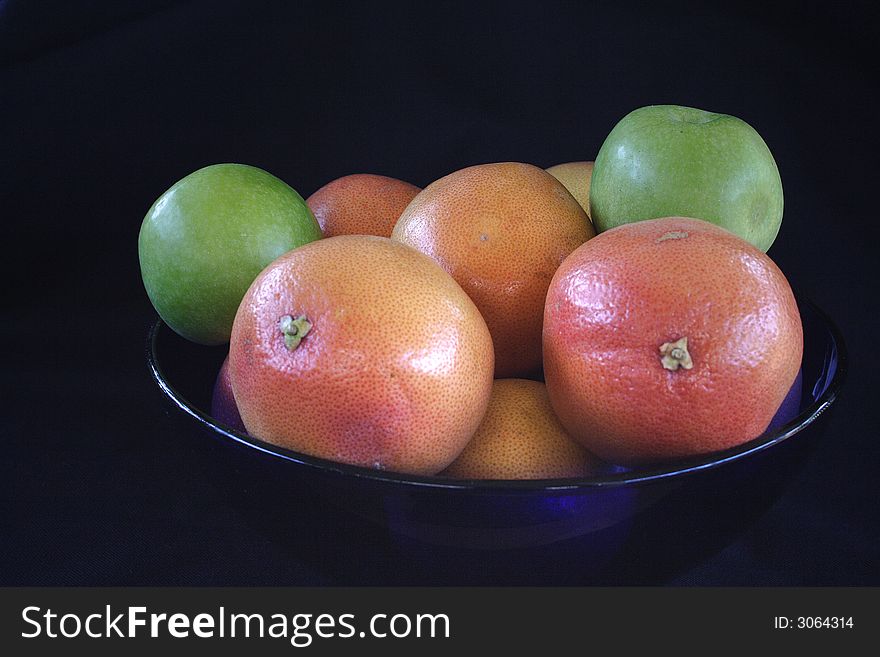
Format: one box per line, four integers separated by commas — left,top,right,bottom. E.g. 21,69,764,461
148,296,845,584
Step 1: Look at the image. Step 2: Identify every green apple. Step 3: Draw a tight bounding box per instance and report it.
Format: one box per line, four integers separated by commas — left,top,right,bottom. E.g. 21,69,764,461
589,105,783,251
138,163,322,344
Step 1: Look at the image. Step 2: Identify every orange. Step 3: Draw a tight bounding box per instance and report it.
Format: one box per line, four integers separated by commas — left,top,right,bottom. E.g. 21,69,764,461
543,216,803,465
392,162,594,378
228,235,494,475
306,173,420,238
442,379,603,480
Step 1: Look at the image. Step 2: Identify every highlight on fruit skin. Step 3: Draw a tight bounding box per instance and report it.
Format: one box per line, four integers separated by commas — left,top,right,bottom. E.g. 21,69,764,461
228,235,495,477
542,216,803,465
306,173,421,238
442,379,604,480
391,161,595,379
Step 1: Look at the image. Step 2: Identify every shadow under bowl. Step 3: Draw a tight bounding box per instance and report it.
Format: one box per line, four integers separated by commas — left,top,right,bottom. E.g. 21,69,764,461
147,296,845,584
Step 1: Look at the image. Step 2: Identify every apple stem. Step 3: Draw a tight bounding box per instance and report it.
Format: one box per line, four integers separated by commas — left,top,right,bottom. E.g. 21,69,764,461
279,314,312,350
659,337,693,371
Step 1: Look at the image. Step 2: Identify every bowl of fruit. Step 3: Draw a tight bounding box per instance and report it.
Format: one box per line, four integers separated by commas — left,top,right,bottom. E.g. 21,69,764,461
142,105,846,584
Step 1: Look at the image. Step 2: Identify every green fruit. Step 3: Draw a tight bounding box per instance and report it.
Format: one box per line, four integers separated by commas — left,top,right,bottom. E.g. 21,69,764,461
138,163,322,344
590,105,783,251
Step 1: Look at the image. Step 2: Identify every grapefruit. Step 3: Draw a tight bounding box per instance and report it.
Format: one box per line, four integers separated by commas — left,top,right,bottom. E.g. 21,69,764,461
392,162,594,378
546,161,594,220
543,216,803,465
229,235,494,476
442,379,603,480
306,173,420,238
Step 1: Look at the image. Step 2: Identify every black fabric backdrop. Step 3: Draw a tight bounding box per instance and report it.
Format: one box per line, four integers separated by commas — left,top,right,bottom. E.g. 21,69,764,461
1,0,877,585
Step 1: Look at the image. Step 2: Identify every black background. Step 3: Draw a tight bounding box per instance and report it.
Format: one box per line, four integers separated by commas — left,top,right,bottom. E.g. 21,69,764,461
2,0,878,585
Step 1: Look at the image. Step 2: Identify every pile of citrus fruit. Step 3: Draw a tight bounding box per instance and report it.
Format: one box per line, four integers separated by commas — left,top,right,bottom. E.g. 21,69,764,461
140,105,803,479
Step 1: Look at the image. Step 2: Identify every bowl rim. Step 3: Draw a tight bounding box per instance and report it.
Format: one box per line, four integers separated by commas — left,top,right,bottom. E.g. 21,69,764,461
147,295,846,493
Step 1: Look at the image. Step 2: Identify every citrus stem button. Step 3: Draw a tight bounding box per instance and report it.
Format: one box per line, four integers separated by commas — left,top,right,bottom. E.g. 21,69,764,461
659,337,693,371
279,314,312,350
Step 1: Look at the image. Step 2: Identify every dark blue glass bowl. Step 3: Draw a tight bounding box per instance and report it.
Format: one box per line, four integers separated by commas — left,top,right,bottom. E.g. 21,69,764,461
147,296,845,584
